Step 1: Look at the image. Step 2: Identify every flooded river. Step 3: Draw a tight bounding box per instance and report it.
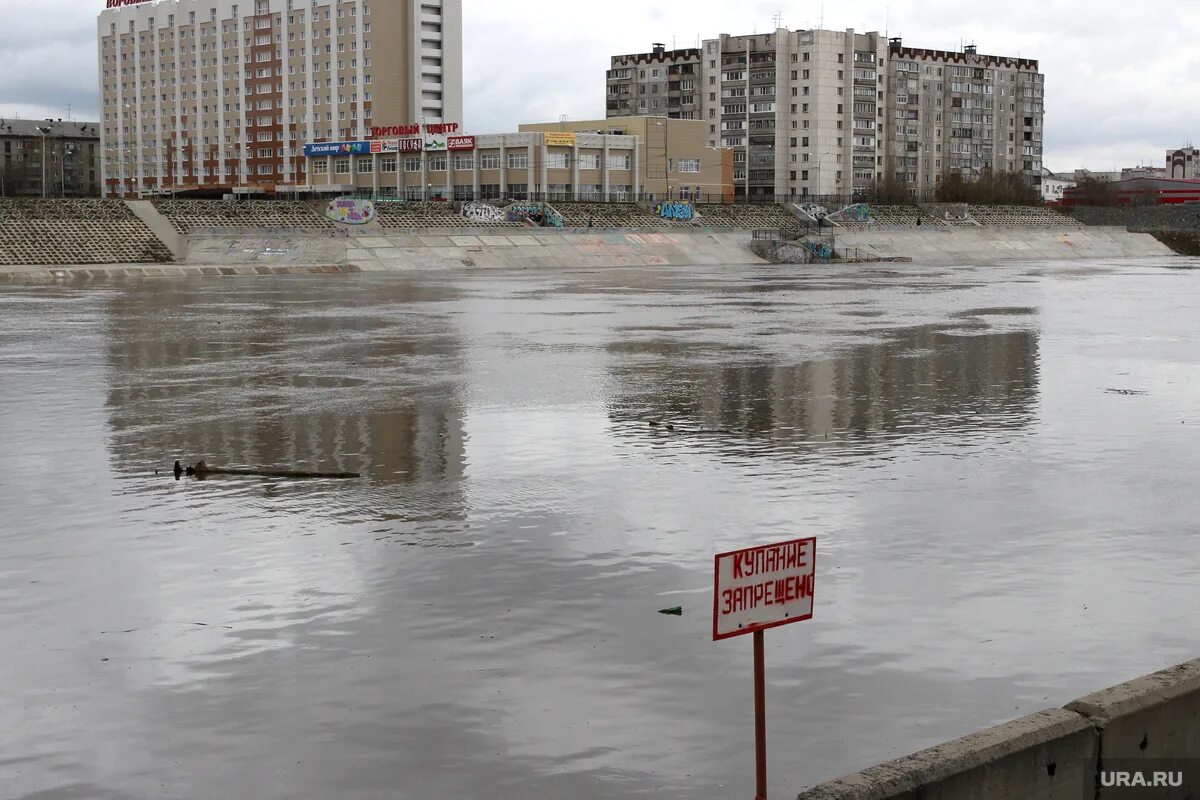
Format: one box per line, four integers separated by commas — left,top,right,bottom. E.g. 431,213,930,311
2,257,1199,799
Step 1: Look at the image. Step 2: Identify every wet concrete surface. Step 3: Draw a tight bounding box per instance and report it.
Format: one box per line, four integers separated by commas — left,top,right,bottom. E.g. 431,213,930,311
1,257,1199,799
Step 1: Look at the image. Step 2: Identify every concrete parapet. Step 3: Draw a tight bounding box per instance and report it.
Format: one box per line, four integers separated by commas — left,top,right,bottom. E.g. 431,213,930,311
1067,658,1200,799
796,709,1096,800
796,658,1200,800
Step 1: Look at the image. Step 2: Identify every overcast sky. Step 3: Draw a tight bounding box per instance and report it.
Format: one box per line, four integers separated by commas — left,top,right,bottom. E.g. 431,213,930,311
2,0,1194,172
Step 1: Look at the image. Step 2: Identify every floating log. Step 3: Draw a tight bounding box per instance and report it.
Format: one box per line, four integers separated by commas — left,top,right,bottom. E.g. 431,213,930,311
174,460,360,480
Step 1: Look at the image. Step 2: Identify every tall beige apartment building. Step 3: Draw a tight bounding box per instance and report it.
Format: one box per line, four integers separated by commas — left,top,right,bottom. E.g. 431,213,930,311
97,0,463,198
609,29,1043,202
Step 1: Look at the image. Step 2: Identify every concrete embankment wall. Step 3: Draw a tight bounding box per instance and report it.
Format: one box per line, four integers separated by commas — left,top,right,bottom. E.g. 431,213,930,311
831,227,1173,265
797,656,1200,800
180,227,1172,272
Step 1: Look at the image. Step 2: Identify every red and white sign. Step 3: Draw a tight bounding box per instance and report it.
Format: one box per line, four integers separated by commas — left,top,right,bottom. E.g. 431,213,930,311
713,537,815,640
448,135,476,151
370,122,461,138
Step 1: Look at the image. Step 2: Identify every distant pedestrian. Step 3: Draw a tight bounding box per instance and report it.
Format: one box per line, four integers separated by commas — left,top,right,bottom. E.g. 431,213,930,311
916,217,922,227
587,214,594,228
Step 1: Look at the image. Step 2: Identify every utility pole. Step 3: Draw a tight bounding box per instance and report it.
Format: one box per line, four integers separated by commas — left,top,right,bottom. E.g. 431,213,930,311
36,123,51,198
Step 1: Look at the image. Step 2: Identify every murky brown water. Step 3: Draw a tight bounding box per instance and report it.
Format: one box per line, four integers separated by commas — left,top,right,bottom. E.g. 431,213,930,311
2,258,1199,799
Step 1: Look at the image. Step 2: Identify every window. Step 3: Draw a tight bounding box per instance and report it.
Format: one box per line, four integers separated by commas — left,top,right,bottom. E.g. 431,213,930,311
334,158,350,174
479,153,501,169
404,156,421,172
678,158,701,173
607,154,631,170
453,154,474,170
357,158,373,173
545,152,569,169
507,152,528,169
428,155,447,171
577,154,600,170
380,156,397,172
311,160,328,174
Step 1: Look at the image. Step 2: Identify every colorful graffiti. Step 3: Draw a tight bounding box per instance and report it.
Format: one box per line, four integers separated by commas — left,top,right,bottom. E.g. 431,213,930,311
325,198,375,225
505,202,564,228
462,201,506,224
801,240,834,260
654,200,694,220
827,203,871,224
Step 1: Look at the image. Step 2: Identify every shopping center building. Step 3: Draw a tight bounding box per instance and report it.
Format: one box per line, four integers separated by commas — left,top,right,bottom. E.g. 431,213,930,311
301,117,732,202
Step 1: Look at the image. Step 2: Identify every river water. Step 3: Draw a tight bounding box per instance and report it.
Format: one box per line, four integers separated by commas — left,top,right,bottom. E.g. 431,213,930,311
1,257,1198,799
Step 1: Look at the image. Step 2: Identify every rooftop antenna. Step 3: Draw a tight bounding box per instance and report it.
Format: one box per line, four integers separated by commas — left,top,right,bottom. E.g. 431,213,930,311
772,11,782,30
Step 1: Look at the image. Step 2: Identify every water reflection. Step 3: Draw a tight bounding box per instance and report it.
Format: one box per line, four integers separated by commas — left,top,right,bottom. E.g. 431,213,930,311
100,282,468,522
608,325,1039,454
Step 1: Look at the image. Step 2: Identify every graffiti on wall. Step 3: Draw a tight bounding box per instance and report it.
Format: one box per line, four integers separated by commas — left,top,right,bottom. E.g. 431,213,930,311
505,202,564,228
827,203,871,224
801,240,834,260
654,200,694,220
462,202,505,224
796,203,830,221
326,198,375,224
939,203,970,221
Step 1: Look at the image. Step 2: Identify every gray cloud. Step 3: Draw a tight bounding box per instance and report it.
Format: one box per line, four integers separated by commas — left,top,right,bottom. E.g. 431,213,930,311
1,0,1194,171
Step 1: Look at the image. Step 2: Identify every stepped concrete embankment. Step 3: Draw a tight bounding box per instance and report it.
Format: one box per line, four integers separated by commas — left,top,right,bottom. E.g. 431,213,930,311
1067,206,1200,255
796,656,1200,800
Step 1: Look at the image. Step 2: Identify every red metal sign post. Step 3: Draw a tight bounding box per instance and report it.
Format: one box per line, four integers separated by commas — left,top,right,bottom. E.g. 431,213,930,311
714,537,817,800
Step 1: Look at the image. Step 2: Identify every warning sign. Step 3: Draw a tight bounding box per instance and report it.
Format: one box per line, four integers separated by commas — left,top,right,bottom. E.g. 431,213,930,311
713,537,815,640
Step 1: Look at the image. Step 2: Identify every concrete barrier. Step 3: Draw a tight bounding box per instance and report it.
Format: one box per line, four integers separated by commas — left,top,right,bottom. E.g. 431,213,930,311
796,657,1200,800
1067,658,1200,799
795,709,1096,800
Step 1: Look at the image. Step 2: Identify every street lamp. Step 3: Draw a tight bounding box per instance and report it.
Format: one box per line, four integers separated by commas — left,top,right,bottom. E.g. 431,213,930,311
35,122,53,198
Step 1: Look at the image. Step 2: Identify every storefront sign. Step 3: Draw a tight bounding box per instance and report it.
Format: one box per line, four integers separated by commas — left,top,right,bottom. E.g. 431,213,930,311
448,135,476,151
304,141,370,157
424,133,448,152
106,0,155,7
544,132,577,147
370,122,461,139
369,140,399,154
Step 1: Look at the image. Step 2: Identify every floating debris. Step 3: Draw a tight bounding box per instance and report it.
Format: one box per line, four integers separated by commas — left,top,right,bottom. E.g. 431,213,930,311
174,460,360,480
658,606,683,616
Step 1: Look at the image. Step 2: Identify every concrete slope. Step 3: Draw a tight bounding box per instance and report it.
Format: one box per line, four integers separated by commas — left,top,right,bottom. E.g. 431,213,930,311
124,200,186,260
832,227,1173,265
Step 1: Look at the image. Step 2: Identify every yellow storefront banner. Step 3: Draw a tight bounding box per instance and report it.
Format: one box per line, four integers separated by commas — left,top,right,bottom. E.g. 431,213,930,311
543,132,577,147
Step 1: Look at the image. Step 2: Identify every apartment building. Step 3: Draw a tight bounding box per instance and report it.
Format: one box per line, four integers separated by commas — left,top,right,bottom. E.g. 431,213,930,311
886,40,1043,199
606,45,701,120
609,29,1044,202
0,119,102,198
97,0,463,198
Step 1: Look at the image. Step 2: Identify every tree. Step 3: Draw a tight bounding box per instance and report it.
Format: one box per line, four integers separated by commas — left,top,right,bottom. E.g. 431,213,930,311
865,173,913,204
935,169,1041,205
1071,177,1118,207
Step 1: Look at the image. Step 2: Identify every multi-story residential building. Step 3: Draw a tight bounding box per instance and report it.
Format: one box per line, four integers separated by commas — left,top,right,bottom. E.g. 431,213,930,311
606,44,701,120
609,30,1043,202
699,29,888,200
886,40,1043,200
97,0,463,199
1167,147,1198,179
0,119,102,197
